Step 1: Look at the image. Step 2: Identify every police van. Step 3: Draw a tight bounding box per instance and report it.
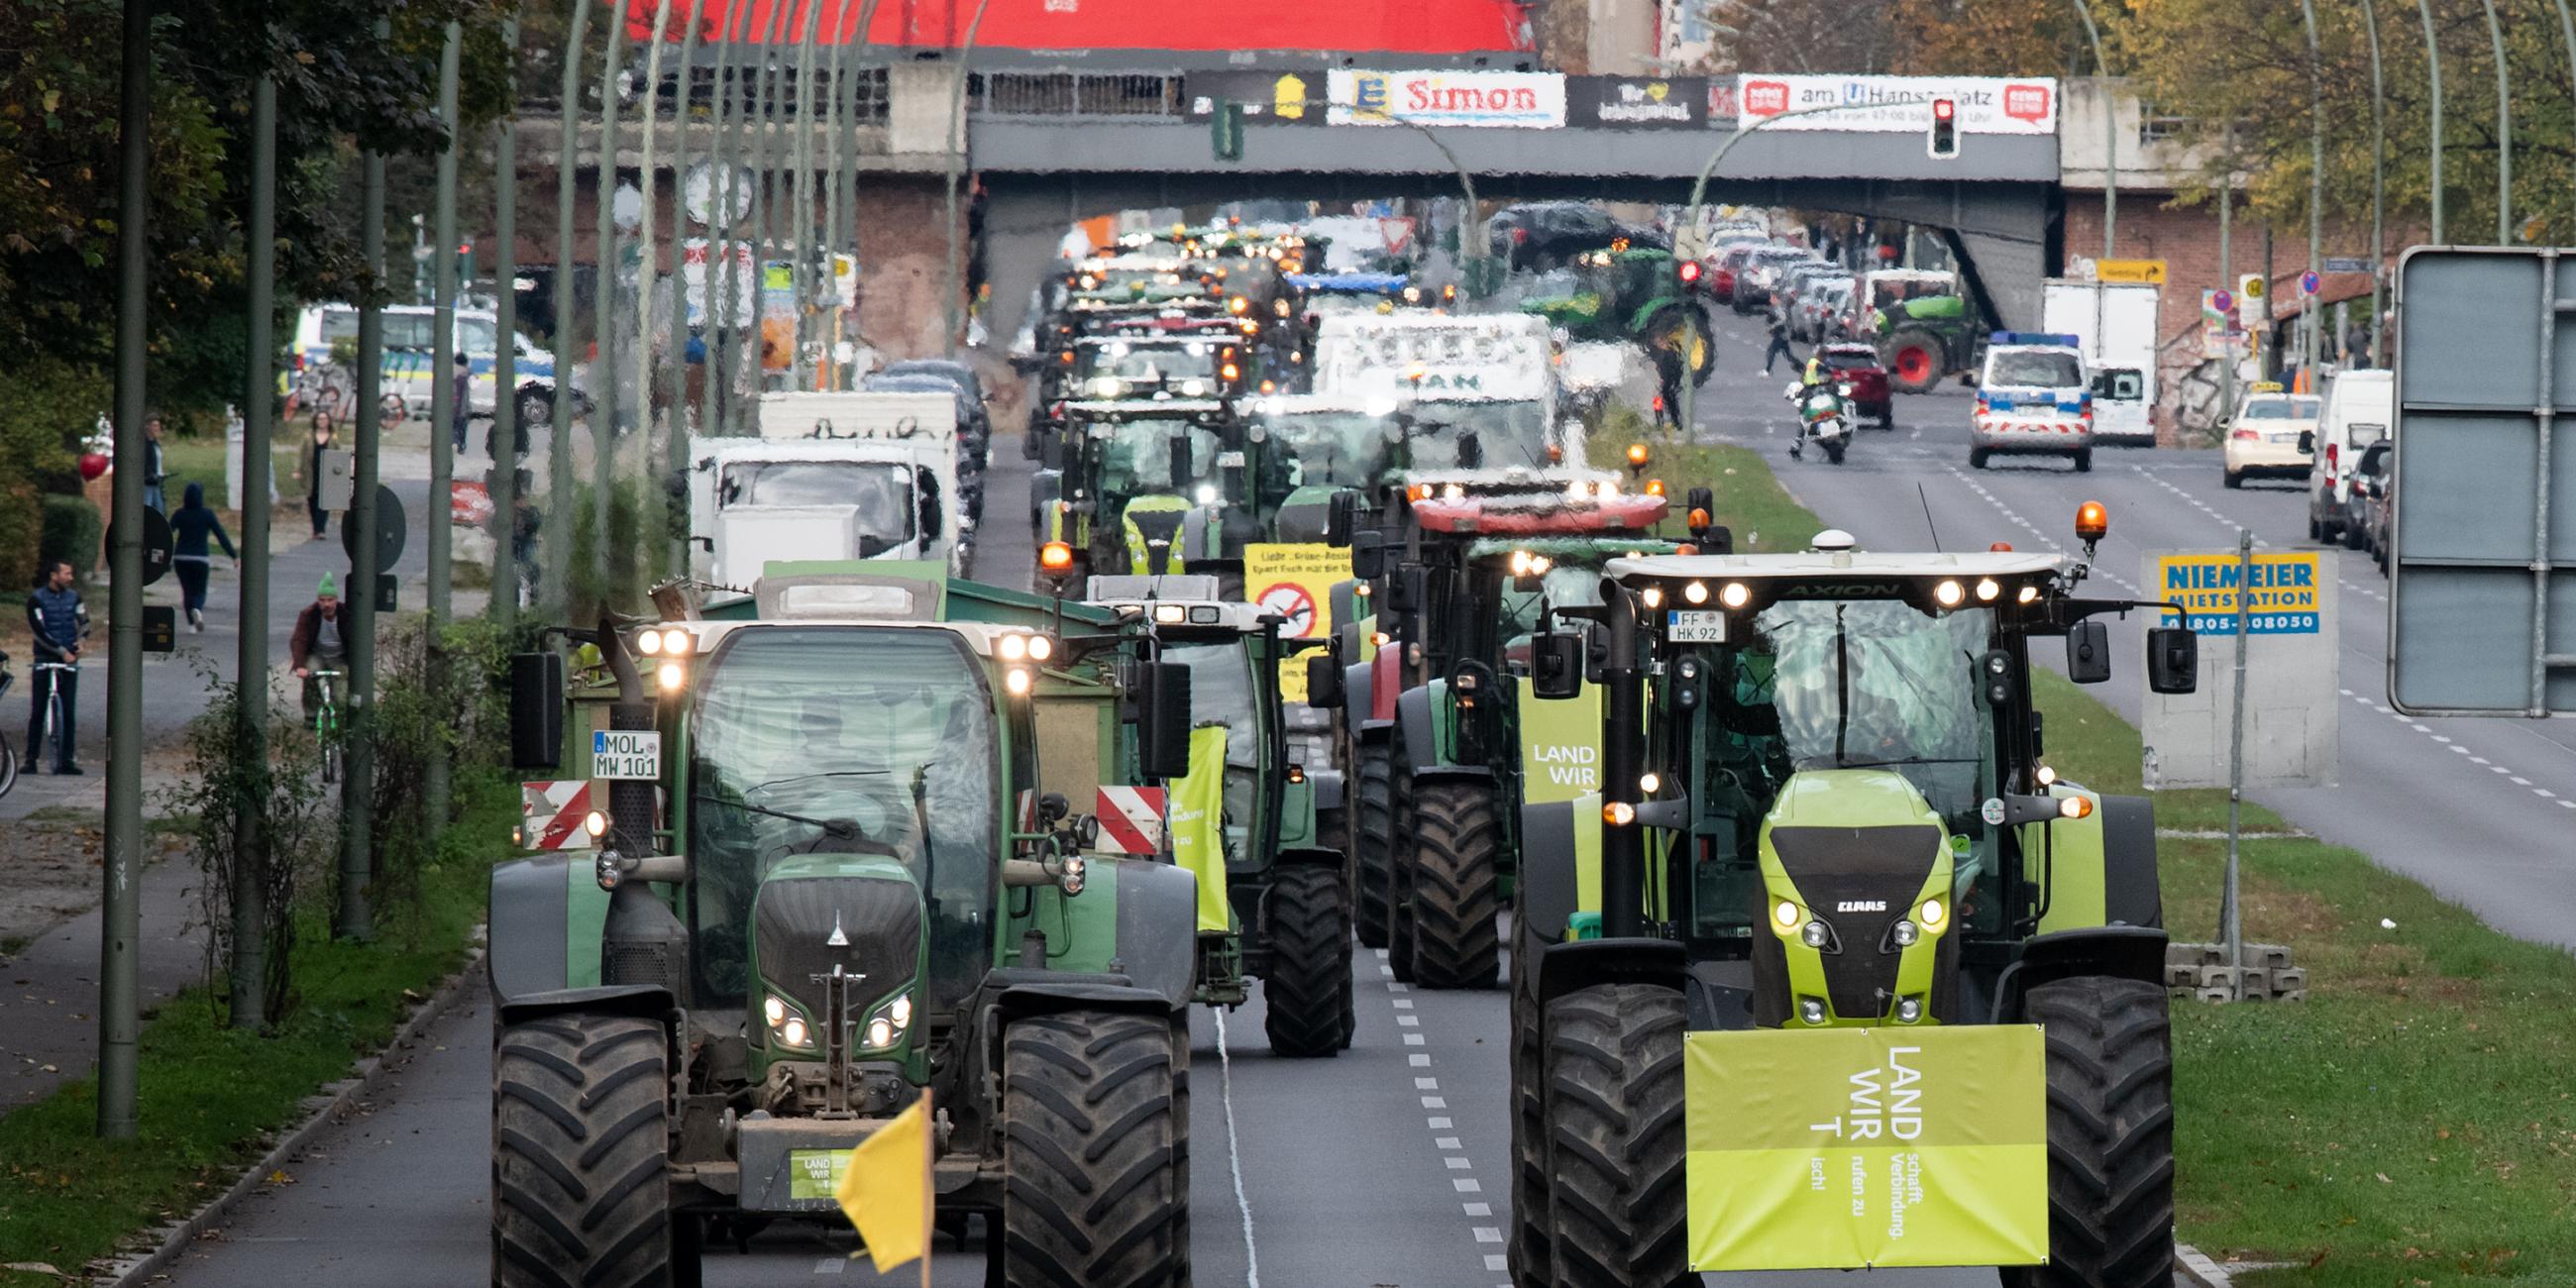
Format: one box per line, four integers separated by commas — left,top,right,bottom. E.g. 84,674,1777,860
1968,331,2095,473
290,303,569,429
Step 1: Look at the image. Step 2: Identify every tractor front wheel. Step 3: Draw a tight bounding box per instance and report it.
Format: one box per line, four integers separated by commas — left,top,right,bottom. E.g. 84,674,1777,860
2001,976,2176,1288
1354,741,1394,949
1406,781,1502,990
1540,983,1687,1287
1262,865,1353,1057
1003,1011,1188,1288
1883,328,1946,393
492,1014,683,1288
1507,918,1552,1287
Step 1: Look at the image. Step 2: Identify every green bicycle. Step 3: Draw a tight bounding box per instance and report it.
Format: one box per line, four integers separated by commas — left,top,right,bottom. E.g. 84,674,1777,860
306,667,345,785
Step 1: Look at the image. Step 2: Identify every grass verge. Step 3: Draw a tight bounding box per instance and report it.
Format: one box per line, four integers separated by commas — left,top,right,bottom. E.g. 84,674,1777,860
1618,415,2576,1286
0,771,516,1284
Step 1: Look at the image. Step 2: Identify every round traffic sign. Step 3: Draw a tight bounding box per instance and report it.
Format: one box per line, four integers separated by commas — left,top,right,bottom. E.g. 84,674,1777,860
341,483,407,571
105,505,175,587
2300,268,2322,296
1256,581,1318,637
2210,288,2234,313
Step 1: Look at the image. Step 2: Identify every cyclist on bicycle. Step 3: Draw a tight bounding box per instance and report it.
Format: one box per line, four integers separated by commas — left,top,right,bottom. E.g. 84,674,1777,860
290,572,351,726
24,559,86,775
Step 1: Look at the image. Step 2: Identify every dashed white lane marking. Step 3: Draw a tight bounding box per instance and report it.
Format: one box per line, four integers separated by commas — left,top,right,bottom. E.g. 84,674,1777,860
811,1256,843,1275
1211,1009,1262,1288
1373,947,1504,1284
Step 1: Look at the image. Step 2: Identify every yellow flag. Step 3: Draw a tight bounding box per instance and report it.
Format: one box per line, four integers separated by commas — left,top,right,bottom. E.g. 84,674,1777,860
834,1090,932,1274
1168,725,1234,932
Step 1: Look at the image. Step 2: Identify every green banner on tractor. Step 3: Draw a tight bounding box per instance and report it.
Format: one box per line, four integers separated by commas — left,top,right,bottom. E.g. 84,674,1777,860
1684,1024,2048,1271
1518,676,1604,805
1169,725,1234,932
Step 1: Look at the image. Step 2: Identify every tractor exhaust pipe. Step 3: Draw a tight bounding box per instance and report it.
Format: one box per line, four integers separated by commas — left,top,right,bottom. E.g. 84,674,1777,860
1600,586,1647,940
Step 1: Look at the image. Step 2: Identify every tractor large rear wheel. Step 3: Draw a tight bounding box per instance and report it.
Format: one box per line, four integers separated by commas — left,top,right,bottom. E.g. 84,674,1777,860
1406,781,1502,990
1507,918,1551,1287
2001,977,2176,1288
1003,1010,1187,1288
1385,754,1419,985
1262,865,1353,1057
1353,741,1394,949
492,1014,682,1288
1883,327,1947,393
1540,984,1688,1288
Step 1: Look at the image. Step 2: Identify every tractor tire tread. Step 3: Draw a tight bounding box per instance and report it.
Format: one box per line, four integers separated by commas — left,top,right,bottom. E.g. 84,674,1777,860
2000,977,2176,1288
1004,1011,1186,1288
1262,865,1353,1057
1354,745,1395,949
1541,985,1688,1288
492,1014,677,1288
1407,781,1501,990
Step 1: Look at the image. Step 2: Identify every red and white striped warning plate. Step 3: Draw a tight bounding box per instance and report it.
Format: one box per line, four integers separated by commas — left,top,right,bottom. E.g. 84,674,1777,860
1976,416,2082,436
520,780,595,850
1095,786,1168,855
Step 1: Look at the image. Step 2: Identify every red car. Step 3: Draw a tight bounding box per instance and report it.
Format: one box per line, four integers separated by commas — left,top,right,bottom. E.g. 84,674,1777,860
1709,244,1761,307
1816,343,1894,428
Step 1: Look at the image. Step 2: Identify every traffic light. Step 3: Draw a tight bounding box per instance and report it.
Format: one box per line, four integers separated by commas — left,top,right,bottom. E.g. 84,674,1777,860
1927,97,1959,160
1211,101,1245,162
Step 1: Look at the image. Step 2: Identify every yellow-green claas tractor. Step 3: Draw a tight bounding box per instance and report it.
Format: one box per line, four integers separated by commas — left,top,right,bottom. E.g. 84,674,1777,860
486,568,1201,1288
1507,509,2201,1287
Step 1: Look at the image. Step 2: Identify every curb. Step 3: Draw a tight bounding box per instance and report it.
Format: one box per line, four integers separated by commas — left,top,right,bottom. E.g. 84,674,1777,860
89,930,487,1288
2176,1242,2234,1288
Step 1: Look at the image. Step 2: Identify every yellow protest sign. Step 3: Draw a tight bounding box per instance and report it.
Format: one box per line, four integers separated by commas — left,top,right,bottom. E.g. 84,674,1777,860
1245,542,1349,702
1167,725,1234,932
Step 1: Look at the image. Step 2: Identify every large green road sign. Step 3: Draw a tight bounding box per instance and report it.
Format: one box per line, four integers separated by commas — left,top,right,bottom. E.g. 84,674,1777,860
1685,1024,2047,1270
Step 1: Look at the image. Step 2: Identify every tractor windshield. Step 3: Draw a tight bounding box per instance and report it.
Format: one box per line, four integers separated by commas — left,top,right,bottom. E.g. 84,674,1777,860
686,626,1000,1008
1405,399,1553,472
1100,422,1224,496
1163,640,1262,863
1751,599,1994,820
1257,409,1390,488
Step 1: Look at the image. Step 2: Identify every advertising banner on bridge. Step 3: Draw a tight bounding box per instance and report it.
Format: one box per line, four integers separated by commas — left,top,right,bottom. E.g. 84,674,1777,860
2140,551,2339,790
1184,71,1327,124
1566,75,1708,129
1683,1025,2048,1270
1733,75,2058,134
1327,68,1566,129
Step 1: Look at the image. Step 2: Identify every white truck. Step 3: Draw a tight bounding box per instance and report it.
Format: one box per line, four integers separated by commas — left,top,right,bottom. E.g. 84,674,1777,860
1310,312,1573,469
2041,278,2160,446
688,390,968,587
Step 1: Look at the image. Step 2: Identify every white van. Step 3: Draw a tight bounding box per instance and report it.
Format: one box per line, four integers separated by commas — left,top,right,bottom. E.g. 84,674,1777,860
2306,369,2394,545
689,391,970,585
290,303,566,428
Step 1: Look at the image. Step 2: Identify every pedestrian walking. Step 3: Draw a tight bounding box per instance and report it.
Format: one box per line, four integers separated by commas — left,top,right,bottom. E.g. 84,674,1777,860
143,415,167,514
2343,320,2371,370
452,352,474,458
23,560,87,775
509,481,542,609
168,482,238,633
290,573,352,726
293,412,337,540
1762,307,1798,375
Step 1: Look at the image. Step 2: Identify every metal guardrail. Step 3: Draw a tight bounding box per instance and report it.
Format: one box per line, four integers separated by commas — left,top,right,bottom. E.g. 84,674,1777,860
524,67,1183,122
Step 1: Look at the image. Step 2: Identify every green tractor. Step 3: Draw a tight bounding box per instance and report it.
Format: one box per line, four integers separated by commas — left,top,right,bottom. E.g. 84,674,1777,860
1505,514,2201,1286
1079,574,1356,1055
486,566,1202,1287
1519,247,1716,392
1877,291,1987,394
1313,475,1692,989
1034,397,1238,587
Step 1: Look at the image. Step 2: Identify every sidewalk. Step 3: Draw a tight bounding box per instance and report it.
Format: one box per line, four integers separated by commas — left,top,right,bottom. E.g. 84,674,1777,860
0,840,202,1110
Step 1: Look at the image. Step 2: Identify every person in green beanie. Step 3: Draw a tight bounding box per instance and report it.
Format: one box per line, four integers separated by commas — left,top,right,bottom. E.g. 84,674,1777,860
290,571,351,725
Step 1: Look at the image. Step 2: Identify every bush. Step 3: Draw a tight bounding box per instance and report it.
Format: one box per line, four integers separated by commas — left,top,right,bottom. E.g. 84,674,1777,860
39,494,102,583
0,357,103,588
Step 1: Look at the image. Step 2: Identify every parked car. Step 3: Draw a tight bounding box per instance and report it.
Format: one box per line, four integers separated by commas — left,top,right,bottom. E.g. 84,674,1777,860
2307,369,2394,544
1734,246,1817,315
1814,342,1893,428
1709,243,1762,307
2364,444,2396,573
2219,384,2320,488
1794,278,1858,343
1773,262,1853,321
2347,439,2393,556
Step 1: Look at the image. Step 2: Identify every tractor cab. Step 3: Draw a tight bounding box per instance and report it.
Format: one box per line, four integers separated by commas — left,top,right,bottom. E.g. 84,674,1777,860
1038,398,1241,585
1519,247,1716,389
1505,508,2204,1283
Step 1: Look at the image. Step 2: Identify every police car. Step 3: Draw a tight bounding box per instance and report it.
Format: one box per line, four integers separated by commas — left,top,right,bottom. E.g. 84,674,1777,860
1968,331,2095,472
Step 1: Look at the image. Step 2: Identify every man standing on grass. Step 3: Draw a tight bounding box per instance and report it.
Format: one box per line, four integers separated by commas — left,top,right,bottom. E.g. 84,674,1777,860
143,416,166,514
24,559,87,775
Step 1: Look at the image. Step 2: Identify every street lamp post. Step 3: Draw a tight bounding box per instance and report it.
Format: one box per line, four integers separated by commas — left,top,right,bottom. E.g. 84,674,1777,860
2069,0,2115,259
2299,0,2323,378
2557,0,2576,245
942,0,997,358
424,19,461,842
661,0,704,583
2363,0,2386,363
493,16,523,625
2480,0,2512,244
549,0,592,618
791,0,827,389
593,0,633,599
232,65,277,1030
2418,0,2445,243
631,0,678,554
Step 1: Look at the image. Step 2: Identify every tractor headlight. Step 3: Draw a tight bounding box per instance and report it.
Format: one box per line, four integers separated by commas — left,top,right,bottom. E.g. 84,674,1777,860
891,995,912,1027
1197,483,1220,505
1890,918,1919,946
1800,919,1830,948
585,809,609,838
1000,633,1028,661
2034,764,2057,787
636,628,664,655
764,994,787,1026
867,1019,894,1048
1772,900,1802,931
658,661,686,692
2017,585,2041,604
663,629,693,657
1641,586,1664,608
1059,855,1087,896
1896,997,1924,1023
1443,483,1465,501
1006,668,1033,697
1639,772,1662,795
1026,635,1054,662
1798,998,1828,1025
1918,898,1948,930
781,1017,809,1048
1934,579,1965,608
1721,582,1751,609
1682,580,1709,605
1975,578,2000,602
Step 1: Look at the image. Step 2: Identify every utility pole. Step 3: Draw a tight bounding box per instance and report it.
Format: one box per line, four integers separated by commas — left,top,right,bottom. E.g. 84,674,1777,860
594,3,634,602
700,0,748,442
492,17,522,627
2218,119,2234,431
550,0,592,620
2363,0,2386,364
2419,0,2445,244
662,0,705,583
425,21,461,837
942,0,997,357
2299,0,2322,380
342,23,388,943
2480,0,2511,244
792,0,825,390
98,0,153,1139
231,66,278,1030
633,0,677,588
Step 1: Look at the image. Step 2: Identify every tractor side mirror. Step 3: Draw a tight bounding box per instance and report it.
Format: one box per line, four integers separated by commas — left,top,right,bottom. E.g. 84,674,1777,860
1305,654,1345,708
1701,523,1734,556
2065,620,2111,685
1326,490,1358,548
1037,792,1071,827
509,651,565,769
1135,661,1195,779
1386,565,1428,613
1350,530,1388,581
2147,625,2200,695
1531,632,1585,699
2296,430,2315,455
